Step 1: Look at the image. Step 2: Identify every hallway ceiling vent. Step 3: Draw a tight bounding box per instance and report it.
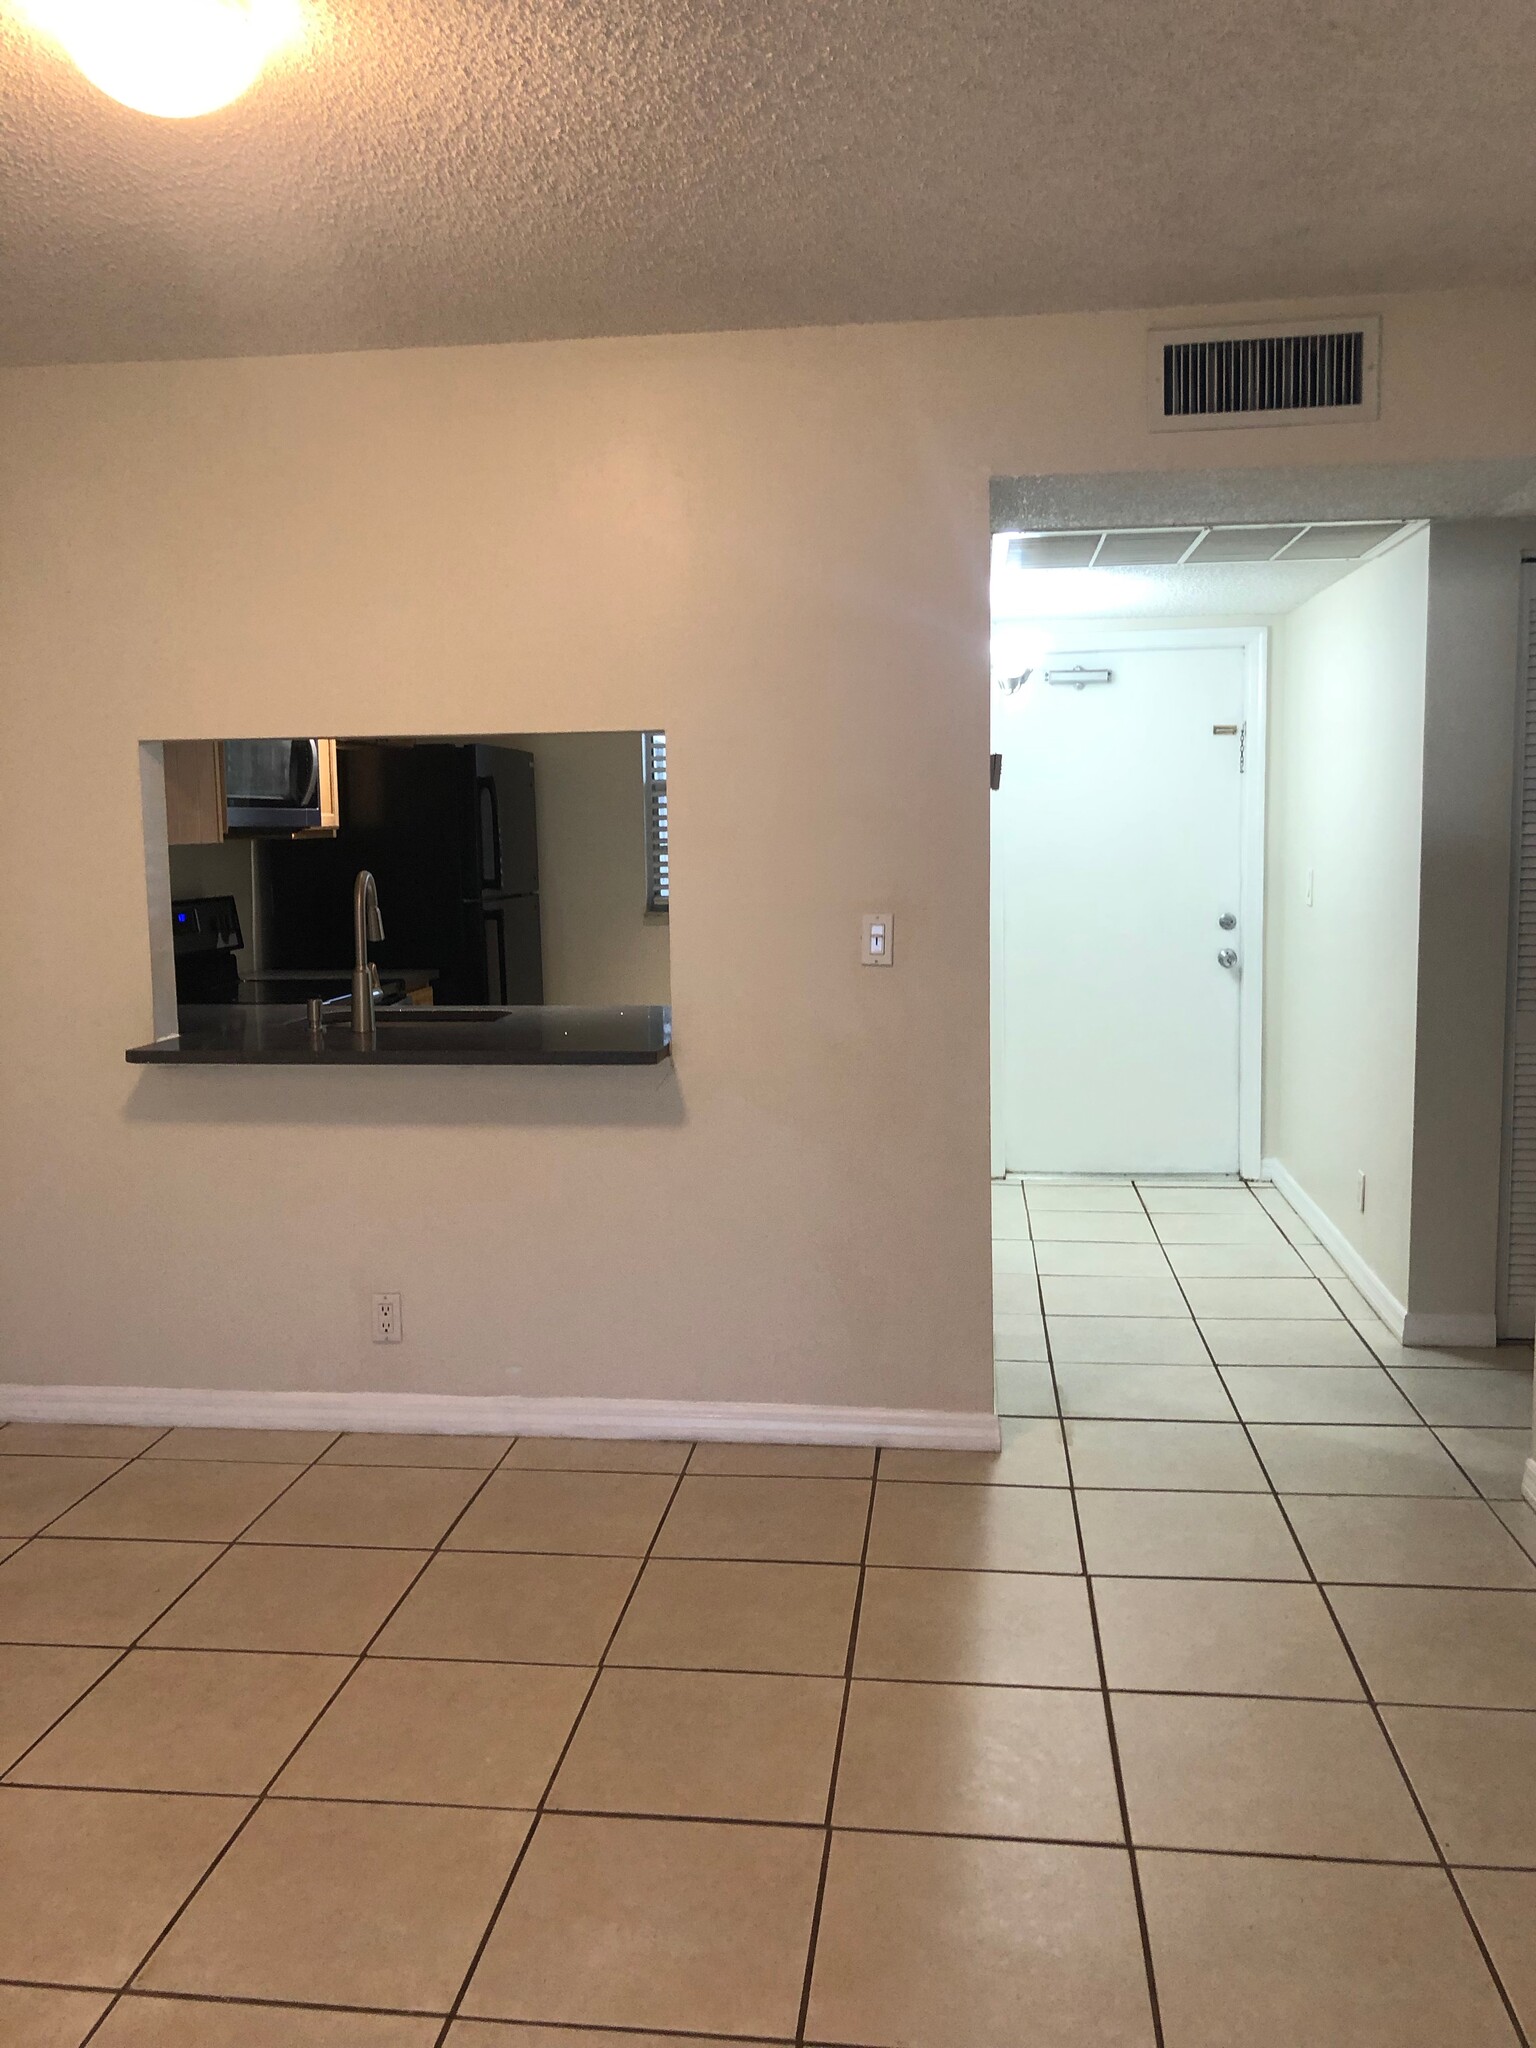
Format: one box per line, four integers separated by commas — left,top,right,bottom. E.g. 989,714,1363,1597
1148,317,1381,431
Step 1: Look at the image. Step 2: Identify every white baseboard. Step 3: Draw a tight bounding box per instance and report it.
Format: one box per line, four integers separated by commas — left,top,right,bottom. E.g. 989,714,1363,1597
1525,1458,1536,1513
1400,1310,1502,1348
1262,1158,1498,1349
1262,1158,1408,1340
0,1384,1002,1452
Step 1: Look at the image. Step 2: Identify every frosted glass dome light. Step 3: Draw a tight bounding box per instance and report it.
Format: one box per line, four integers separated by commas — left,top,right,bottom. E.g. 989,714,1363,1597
21,0,304,119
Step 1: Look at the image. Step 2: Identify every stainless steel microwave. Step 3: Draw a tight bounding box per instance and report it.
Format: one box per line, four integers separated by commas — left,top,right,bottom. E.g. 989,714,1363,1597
223,740,325,833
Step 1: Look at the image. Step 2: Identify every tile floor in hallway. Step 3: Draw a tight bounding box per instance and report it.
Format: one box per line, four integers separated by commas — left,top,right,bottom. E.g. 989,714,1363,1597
0,1175,1530,2044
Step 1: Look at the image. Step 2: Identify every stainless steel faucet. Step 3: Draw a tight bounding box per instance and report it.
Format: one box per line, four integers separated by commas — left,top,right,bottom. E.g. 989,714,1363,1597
351,870,385,1046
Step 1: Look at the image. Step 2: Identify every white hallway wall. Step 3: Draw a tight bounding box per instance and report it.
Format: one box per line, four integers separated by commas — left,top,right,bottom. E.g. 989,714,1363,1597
1266,522,1536,1335
1264,534,1431,1312
1,289,1533,1418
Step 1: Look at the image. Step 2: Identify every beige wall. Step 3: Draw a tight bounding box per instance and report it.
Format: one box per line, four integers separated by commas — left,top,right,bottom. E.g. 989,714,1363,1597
2,289,1534,1411
1264,533,1431,1305
511,732,671,1006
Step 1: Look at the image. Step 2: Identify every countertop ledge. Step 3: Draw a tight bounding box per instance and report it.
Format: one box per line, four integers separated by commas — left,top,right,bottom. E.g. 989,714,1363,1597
126,1003,672,1066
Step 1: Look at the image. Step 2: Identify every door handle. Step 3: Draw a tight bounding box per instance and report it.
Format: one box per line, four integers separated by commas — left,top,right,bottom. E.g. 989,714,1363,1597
477,777,503,891
292,739,320,808
1218,948,1239,969
485,908,508,1004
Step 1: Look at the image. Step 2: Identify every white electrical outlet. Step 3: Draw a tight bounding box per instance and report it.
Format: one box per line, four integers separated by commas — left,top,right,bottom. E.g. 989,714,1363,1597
373,1292,403,1344
861,912,894,966
1356,1172,1367,1213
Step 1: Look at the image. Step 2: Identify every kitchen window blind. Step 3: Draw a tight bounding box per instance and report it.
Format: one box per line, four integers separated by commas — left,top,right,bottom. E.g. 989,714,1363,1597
643,730,669,914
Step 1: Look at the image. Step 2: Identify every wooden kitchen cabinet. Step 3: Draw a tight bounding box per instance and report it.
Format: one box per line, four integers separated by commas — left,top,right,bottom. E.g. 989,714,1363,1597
301,738,341,836
162,740,226,845
161,738,340,843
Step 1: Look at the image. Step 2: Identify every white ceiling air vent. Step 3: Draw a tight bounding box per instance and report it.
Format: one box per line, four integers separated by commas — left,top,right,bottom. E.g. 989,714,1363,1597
1148,316,1380,431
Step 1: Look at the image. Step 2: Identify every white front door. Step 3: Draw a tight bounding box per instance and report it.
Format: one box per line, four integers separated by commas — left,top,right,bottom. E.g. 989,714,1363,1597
995,637,1251,1175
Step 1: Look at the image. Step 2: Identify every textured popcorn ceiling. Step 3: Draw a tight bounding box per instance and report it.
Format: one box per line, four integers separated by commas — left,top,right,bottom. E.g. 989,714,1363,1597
0,0,1531,366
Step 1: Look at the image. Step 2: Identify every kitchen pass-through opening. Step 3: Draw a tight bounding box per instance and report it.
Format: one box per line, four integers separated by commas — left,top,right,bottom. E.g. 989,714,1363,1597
141,730,670,1041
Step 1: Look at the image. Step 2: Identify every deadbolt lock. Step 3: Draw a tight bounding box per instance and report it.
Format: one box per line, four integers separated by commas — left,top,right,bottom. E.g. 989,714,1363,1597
1218,912,1237,931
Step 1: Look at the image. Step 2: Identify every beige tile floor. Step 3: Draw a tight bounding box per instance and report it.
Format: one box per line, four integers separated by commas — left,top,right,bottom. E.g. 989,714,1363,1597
0,1174,1531,2044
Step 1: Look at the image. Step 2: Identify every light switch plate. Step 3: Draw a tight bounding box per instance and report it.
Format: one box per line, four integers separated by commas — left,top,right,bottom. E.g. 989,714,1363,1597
862,912,894,966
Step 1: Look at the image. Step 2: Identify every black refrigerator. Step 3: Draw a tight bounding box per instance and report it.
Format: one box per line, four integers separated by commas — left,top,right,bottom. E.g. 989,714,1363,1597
261,743,544,1005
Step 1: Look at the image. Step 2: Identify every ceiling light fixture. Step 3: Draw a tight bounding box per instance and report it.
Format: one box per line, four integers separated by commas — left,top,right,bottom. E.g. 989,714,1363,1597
19,0,303,119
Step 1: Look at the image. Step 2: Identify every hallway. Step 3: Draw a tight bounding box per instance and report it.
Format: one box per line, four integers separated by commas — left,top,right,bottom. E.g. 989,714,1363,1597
994,1172,1536,2042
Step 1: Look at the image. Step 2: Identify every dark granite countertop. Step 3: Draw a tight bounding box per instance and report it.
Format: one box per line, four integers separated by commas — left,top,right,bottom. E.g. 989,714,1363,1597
127,1003,672,1066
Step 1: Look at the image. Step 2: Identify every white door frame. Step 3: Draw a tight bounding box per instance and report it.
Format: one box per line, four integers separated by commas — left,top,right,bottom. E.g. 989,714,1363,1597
989,622,1268,1180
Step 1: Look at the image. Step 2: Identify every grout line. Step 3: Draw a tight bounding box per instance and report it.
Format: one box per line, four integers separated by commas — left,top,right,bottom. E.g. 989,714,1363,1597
792,1446,880,2047
1,1431,345,1789
1,1979,449,2020
1140,1193,1536,2048
2,1435,352,1465
5,1425,182,1557
12,1980,803,2043
0,1817,1529,1871
427,1456,697,2048
1034,1359,1527,1375
277,1813,1536,1864
1304,1570,1535,2048
1357,1377,1526,1508
1073,1587,1169,2037
16,1460,1525,1518
75,1444,518,2045
1040,1207,1167,2048
4,1658,1533,1707
12,1388,1536,2035
1323,1602,1531,2041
